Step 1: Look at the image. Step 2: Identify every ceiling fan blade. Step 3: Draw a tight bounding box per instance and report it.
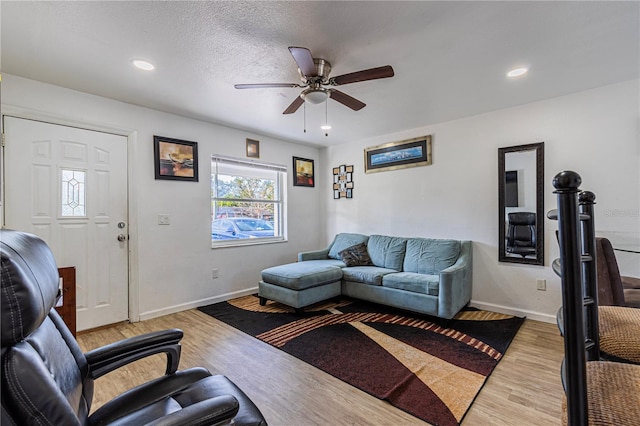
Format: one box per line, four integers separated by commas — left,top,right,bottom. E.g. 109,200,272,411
288,46,317,78
235,83,300,89
283,96,304,114
329,90,366,111
330,65,394,86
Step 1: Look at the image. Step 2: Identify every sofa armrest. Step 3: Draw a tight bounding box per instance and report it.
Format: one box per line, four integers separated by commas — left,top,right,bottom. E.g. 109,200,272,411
85,328,183,379
298,235,341,261
298,248,331,261
438,241,473,319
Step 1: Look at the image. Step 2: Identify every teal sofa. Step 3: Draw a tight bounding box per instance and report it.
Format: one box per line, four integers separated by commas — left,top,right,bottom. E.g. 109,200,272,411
259,233,473,319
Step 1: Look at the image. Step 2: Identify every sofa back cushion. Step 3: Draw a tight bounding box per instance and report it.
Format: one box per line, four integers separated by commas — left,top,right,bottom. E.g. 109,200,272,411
328,233,369,260
367,235,407,270
403,238,461,275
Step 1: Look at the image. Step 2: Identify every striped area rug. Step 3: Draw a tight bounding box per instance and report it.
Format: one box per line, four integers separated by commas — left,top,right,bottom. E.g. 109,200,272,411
199,295,524,426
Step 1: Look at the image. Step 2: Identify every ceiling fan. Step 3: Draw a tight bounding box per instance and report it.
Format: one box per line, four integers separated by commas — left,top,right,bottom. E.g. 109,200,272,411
234,46,394,115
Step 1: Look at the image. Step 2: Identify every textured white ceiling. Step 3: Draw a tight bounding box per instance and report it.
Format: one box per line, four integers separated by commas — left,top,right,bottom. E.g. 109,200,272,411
1,1,638,146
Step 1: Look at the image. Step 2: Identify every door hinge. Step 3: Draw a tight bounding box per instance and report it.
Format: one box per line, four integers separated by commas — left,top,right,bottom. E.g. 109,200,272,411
1,133,5,147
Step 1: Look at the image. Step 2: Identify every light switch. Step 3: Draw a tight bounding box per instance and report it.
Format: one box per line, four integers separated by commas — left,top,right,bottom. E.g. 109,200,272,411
537,279,546,291
158,214,170,225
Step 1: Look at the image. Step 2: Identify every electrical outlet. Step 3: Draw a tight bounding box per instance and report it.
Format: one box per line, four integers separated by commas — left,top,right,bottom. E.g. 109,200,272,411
537,279,546,291
158,214,170,225
212,268,219,279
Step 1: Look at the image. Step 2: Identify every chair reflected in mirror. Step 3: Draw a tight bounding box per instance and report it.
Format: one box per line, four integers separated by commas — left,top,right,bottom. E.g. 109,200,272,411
505,212,537,258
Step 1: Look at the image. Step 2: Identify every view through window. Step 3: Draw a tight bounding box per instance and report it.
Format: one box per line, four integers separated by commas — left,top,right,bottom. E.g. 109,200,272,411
211,155,286,246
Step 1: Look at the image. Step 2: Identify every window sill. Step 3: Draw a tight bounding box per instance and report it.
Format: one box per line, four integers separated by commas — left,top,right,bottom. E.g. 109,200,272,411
211,237,287,249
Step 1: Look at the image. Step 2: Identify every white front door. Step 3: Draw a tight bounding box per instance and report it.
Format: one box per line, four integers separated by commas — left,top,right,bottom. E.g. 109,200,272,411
3,116,129,331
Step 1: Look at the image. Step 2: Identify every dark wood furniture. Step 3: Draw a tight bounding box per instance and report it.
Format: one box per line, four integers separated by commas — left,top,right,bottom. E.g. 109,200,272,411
56,267,77,337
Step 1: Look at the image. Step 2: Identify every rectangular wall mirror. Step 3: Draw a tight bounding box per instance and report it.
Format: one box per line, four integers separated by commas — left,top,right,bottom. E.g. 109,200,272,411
498,142,545,265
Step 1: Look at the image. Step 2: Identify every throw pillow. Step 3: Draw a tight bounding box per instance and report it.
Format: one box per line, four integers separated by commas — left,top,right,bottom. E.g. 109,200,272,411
328,233,369,260
338,242,374,267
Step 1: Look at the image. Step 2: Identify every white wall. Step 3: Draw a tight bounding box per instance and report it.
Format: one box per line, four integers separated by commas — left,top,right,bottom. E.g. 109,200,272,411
322,79,640,322
2,74,323,321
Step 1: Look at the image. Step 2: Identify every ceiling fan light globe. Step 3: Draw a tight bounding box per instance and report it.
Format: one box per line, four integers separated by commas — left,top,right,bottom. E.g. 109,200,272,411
302,90,328,104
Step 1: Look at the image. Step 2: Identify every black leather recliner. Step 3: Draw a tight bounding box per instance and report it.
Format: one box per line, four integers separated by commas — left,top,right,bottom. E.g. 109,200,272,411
505,212,537,257
1,229,268,426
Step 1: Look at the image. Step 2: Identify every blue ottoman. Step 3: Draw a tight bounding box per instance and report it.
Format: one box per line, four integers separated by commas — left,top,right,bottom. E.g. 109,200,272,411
259,261,343,314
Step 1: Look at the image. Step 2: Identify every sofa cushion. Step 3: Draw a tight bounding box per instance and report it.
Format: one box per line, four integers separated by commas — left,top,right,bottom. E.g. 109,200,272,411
403,238,461,275
338,243,374,267
367,235,407,270
341,266,398,286
328,233,370,260
382,272,440,296
261,261,343,290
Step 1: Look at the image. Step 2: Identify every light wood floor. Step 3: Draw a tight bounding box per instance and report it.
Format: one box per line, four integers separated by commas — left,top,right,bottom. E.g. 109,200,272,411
77,309,565,425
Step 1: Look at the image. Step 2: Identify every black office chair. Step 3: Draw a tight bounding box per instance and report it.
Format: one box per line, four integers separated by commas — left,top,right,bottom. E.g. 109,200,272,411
505,212,537,257
1,229,267,425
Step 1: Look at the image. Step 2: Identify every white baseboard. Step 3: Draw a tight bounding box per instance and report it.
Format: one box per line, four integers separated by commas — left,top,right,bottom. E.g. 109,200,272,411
138,292,557,324
469,299,557,324
138,287,258,322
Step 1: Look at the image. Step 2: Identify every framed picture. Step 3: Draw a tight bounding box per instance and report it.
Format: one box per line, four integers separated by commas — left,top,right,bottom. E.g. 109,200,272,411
154,135,199,181
246,138,260,158
364,135,432,174
293,157,315,187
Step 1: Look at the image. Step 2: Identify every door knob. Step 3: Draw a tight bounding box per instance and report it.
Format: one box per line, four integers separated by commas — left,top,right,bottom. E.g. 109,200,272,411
117,234,127,242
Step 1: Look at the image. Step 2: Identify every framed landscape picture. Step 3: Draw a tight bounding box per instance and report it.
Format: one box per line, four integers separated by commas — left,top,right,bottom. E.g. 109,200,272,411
364,135,432,174
293,157,315,187
154,135,199,181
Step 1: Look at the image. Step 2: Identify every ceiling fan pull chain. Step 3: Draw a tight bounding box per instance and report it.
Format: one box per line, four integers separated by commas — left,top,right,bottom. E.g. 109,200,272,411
303,102,307,133
325,101,329,137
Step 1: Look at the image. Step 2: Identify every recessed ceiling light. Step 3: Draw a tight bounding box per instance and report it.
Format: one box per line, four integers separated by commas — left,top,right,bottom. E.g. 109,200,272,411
507,67,528,78
132,59,155,71
321,125,332,130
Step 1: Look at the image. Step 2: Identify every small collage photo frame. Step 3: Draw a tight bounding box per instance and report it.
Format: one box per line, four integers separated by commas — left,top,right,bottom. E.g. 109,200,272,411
333,164,354,199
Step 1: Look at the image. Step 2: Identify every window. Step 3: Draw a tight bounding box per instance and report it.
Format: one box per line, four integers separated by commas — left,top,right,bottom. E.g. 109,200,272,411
61,168,86,217
211,155,286,246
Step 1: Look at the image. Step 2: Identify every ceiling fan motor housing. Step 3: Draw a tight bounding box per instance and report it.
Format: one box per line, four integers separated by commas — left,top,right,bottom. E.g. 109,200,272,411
298,58,332,104
298,58,332,84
